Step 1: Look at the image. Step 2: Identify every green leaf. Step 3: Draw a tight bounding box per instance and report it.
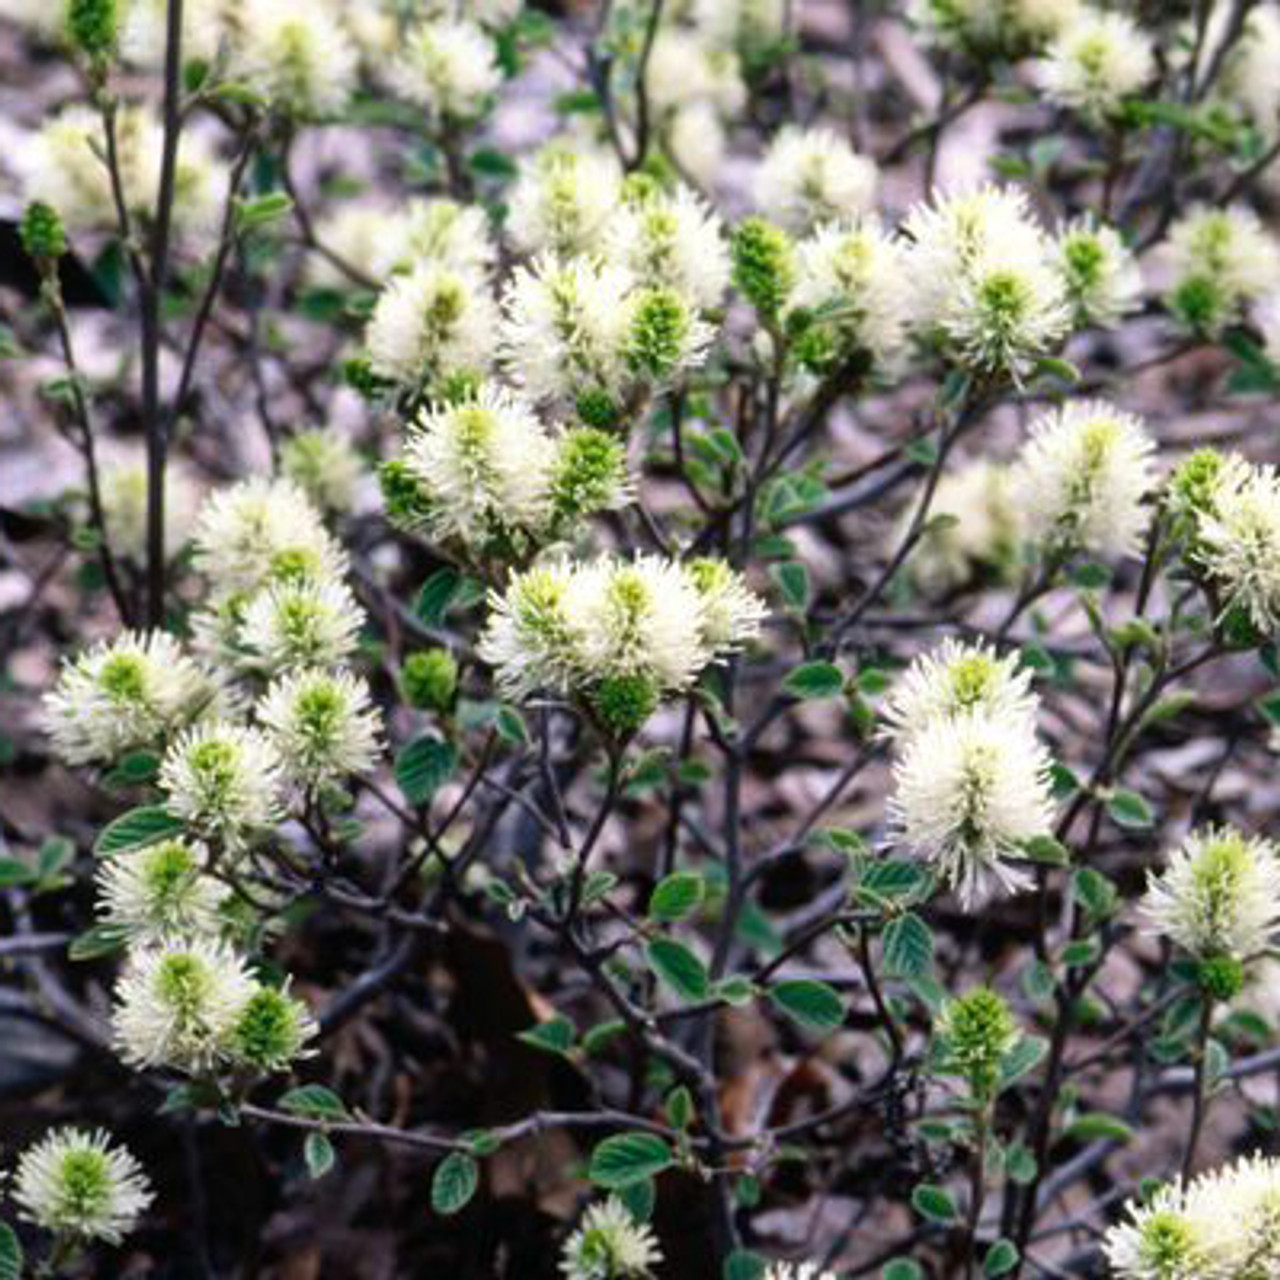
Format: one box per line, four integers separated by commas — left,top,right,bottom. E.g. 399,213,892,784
68,922,129,961
911,1183,957,1223
432,1152,479,1214
1022,834,1070,866
589,1133,674,1188
304,1131,335,1179
648,871,705,922
0,858,33,887
724,1251,768,1280
1106,789,1154,830
999,1035,1048,1089
517,1015,576,1056
469,147,518,177
647,938,710,1001
618,1178,655,1222
1004,1143,1037,1184
782,661,844,701
769,561,811,613
666,1086,694,1129
883,1262,924,1280
857,859,930,904
395,736,458,806
495,705,529,746
984,1239,1019,1276
1064,1112,1134,1142
94,805,184,856
769,979,846,1034
236,192,294,230
0,1222,22,1280
1073,867,1119,919
714,975,757,1006
415,567,463,627
279,1084,349,1122
882,912,934,980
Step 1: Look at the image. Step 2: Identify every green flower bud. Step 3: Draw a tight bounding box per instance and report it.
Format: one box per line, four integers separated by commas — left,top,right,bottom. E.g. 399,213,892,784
591,673,658,740
575,387,621,430
621,172,663,206
937,986,1018,1099
378,460,435,531
67,0,118,59
231,986,315,1072
1197,954,1245,1002
550,426,628,525
731,216,794,319
1171,275,1228,338
20,201,68,265
625,286,692,381
400,649,459,714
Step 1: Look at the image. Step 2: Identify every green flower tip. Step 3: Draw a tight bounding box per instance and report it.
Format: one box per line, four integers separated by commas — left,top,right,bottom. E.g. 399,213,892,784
232,987,313,1071
20,201,68,263
400,649,459,714
1197,953,1245,1002
731,216,794,318
939,986,1018,1094
67,0,118,58
591,673,659,740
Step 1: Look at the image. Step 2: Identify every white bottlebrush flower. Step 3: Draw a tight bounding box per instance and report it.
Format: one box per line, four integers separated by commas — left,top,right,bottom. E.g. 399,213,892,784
754,127,878,235
113,937,257,1072
910,0,1079,55
909,459,1018,594
1038,8,1154,123
403,197,498,278
43,631,216,767
279,429,365,515
560,1197,662,1279
228,982,319,1072
118,0,230,68
1052,216,1143,329
693,0,788,55
305,202,416,289
500,255,634,404
257,667,383,789
478,559,580,698
905,185,1070,381
686,558,768,651
158,721,286,843
1163,205,1280,338
1013,400,1156,560
365,261,498,387
97,450,198,566
1142,827,1280,962
644,28,747,118
1205,2,1280,141
789,217,909,371
762,1266,837,1280
13,1128,153,1245
668,101,729,188
398,386,558,547
889,710,1054,908
236,0,358,118
623,285,715,390
391,18,500,122
605,185,730,312
1103,1183,1219,1280
1195,458,1280,633
18,104,220,239
193,477,348,600
882,640,1038,746
96,838,227,942
238,576,365,673
505,146,623,258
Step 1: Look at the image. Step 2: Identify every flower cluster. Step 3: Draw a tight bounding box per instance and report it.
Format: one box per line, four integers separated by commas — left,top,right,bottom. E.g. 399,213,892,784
886,641,1055,907
560,1198,662,1280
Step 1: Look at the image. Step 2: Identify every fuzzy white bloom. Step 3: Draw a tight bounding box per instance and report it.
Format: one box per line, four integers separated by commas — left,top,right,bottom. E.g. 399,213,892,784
905,185,1071,381
693,0,788,54
158,721,286,844
1052,216,1143,329
559,1197,662,1279
280,429,365,515
606,185,730,312
0,0,66,38
763,1265,838,1280
391,18,500,122
500,255,634,403
789,217,909,370
910,0,1079,55
43,631,216,767
13,1128,153,1245
1013,400,1155,560
1038,8,1154,123
754,127,878,235
98,450,198,566
480,555,763,699
668,101,729,187
96,838,227,943
365,261,498,386
1206,2,1280,141
882,640,1038,746
1103,1183,1222,1280
113,937,257,1072
505,146,623,258
238,577,365,673
889,710,1054,908
193,477,347,600
257,667,383,789
1163,205,1280,337
18,104,220,239
236,0,358,117
403,197,498,278
909,459,1018,593
1196,458,1280,633
1142,827,1280,963
117,0,231,68
644,29,746,117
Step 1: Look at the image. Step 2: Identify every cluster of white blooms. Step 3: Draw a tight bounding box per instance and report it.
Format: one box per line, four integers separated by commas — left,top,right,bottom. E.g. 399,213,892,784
17,103,221,239
910,0,1079,58
886,641,1055,908
1141,827,1280,964
96,837,228,943
1105,1153,1280,1279
1012,400,1157,562
13,1128,154,1245
559,1197,662,1280
909,459,1018,594
382,384,630,560
237,0,359,118
1052,217,1143,329
904,186,1073,381
98,450,199,567
1201,2,1280,142
279,429,367,516
480,554,765,732
507,145,624,259
753,127,878,235
1038,8,1154,124
390,18,501,125
1162,205,1280,338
